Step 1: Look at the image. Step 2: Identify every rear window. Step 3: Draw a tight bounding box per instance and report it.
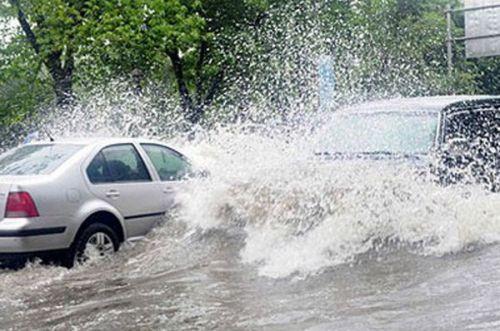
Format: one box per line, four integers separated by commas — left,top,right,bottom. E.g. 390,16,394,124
0,144,83,176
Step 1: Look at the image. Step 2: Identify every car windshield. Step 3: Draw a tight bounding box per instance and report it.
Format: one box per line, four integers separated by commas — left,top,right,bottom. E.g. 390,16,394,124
318,112,439,155
0,144,83,176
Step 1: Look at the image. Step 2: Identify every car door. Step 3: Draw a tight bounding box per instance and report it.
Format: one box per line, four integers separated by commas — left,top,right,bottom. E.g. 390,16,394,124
140,143,191,211
86,144,165,238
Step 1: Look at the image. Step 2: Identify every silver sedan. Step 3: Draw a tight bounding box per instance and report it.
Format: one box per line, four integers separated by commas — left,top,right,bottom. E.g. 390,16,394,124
0,138,191,268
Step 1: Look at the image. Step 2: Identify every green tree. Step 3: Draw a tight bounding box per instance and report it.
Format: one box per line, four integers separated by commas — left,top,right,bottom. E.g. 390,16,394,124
78,0,269,123
0,2,52,126
0,38,53,126
1,0,500,129
7,0,84,104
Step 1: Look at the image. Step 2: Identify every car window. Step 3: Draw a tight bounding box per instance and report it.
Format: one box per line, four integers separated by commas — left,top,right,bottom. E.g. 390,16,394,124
445,109,500,143
141,144,190,181
0,144,83,176
87,152,113,183
439,108,500,190
87,144,151,183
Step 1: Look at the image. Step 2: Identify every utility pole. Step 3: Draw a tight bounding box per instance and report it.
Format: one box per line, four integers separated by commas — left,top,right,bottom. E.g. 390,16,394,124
446,4,453,76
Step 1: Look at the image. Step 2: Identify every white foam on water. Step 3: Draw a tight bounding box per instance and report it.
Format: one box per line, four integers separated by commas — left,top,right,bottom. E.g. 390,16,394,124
174,125,500,278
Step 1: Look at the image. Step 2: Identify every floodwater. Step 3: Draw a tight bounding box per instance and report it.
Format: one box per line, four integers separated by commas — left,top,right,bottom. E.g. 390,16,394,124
1,125,500,331
2,220,500,330
0,226,500,330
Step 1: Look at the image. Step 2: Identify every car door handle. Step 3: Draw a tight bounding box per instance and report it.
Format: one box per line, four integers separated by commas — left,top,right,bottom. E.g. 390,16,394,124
105,190,121,198
163,187,174,194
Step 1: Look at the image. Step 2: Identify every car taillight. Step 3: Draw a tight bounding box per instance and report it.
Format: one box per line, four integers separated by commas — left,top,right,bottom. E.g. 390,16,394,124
5,192,39,218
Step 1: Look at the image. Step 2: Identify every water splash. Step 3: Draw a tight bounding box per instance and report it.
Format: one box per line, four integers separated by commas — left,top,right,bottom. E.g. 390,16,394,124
174,124,500,278
1,2,496,281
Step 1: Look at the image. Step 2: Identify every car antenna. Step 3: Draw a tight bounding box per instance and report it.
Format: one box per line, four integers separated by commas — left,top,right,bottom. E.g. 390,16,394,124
44,129,55,142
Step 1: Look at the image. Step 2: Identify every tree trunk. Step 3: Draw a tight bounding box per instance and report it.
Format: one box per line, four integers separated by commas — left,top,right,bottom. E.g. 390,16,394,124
53,73,74,106
190,68,225,124
131,68,144,95
195,41,208,105
167,50,193,117
46,51,74,105
11,0,75,106
168,48,225,124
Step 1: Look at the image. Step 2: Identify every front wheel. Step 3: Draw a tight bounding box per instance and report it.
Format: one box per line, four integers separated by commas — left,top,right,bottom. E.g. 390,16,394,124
62,223,120,268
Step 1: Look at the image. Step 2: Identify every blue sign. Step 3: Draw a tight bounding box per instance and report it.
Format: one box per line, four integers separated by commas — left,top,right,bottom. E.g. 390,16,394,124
318,55,336,110
24,131,40,144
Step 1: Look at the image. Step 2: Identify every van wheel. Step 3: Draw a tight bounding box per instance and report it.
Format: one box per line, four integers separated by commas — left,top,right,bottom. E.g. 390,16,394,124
62,223,120,268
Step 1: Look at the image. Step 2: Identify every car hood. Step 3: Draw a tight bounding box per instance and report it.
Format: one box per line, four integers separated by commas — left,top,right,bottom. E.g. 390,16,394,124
314,152,430,168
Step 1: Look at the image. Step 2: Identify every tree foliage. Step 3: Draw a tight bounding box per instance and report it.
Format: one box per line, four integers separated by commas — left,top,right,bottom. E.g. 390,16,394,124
0,0,499,127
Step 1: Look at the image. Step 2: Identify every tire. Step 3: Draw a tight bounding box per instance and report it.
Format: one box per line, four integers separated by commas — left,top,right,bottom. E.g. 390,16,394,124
0,258,27,270
61,223,120,268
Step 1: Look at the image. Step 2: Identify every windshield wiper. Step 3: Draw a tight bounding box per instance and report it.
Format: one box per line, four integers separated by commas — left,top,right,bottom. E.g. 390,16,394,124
358,151,393,156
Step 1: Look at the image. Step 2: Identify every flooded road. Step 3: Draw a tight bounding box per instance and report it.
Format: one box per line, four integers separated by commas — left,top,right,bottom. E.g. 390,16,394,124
1,124,500,331
2,221,500,330
2,0,498,326
0,120,500,330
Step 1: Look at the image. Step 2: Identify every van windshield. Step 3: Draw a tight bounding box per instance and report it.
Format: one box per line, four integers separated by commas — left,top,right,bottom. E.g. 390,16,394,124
0,144,83,176
317,112,439,155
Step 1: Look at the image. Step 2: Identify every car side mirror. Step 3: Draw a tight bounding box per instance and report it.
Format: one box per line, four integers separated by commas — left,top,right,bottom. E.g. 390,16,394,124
197,169,210,178
187,169,210,179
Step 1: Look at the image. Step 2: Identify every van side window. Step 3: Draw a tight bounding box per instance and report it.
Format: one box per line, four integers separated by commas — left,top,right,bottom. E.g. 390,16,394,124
445,109,500,144
87,144,151,183
141,144,190,181
440,107,500,191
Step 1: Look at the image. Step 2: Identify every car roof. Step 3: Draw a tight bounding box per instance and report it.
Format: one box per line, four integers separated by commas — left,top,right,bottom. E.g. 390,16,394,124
26,137,172,147
340,95,500,114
